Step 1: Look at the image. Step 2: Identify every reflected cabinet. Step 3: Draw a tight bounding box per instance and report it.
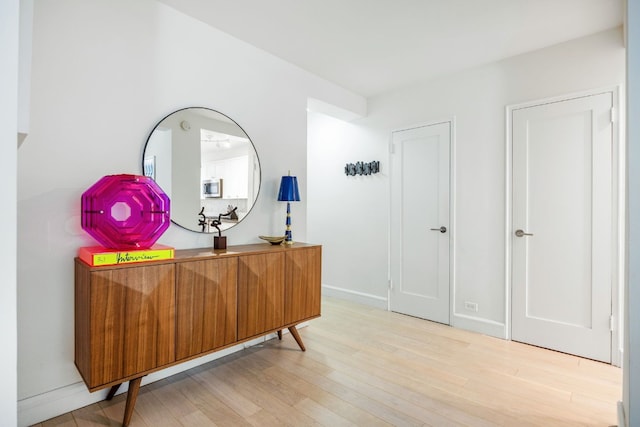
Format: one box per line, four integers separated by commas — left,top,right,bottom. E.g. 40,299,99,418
74,243,321,426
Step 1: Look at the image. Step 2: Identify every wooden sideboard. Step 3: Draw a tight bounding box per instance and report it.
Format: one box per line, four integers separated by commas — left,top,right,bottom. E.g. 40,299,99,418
75,243,321,426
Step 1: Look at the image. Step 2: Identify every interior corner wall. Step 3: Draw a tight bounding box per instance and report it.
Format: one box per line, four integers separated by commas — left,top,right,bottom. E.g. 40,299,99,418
625,1,640,425
0,1,19,425
307,112,389,306
309,27,625,336
17,0,364,424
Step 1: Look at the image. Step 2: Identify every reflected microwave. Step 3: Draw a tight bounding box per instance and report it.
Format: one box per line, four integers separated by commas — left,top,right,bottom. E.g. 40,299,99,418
202,178,222,198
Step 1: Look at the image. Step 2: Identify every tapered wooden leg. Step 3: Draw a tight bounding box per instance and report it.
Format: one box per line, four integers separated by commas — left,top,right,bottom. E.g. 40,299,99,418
277,329,282,340
288,325,306,351
122,377,142,427
106,383,121,401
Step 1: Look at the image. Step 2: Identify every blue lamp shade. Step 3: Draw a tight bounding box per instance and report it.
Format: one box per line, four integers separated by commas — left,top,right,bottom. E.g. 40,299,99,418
277,176,301,202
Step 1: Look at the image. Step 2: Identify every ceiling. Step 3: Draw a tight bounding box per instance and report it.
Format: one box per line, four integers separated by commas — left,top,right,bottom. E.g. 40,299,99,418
157,0,623,98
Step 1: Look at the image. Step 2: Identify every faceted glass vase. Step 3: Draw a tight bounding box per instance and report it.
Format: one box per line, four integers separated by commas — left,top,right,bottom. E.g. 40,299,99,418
81,174,170,249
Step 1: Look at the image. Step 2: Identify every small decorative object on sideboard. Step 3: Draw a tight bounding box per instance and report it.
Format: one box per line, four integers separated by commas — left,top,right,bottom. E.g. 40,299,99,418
80,174,171,250
258,235,286,245
211,206,238,249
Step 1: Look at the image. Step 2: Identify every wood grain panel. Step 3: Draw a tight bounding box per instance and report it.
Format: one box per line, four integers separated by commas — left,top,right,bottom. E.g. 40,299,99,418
176,258,237,360
74,243,321,425
237,253,285,340
74,261,92,383
89,263,175,388
284,246,322,324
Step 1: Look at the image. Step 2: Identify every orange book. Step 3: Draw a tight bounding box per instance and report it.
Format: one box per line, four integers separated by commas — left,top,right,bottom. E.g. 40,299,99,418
78,244,174,266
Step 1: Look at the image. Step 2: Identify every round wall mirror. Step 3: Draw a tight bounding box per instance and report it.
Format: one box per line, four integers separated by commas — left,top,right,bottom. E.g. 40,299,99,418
143,107,261,233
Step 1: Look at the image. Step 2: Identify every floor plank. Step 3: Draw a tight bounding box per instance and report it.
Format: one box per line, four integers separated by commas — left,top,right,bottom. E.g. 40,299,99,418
35,297,621,426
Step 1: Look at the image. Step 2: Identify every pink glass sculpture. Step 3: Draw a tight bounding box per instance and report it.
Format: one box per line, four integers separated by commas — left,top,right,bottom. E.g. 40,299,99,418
81,174,170,249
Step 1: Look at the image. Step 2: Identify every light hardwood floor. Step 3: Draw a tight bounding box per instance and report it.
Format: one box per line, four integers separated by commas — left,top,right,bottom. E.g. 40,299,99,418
36,297,621,427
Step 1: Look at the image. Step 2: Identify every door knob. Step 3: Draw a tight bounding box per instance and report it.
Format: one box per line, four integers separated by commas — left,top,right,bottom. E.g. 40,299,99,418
515,229,533,237
430,226,447,233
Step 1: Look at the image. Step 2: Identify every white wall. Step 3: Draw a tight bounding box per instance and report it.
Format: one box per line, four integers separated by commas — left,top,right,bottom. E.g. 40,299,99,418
307,112,389,307
17,0,32,137
0,1,19,425
17,0,364,424
624,1,640,425
309,28,625,336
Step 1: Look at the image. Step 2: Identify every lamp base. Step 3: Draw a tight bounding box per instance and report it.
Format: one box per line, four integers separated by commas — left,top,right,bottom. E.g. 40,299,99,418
284,202,294,245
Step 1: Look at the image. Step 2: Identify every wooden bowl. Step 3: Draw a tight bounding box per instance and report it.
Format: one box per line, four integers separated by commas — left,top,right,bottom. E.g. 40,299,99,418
259,235,286,245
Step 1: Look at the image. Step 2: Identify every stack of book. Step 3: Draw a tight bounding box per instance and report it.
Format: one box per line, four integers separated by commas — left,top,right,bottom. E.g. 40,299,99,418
78,244,174,267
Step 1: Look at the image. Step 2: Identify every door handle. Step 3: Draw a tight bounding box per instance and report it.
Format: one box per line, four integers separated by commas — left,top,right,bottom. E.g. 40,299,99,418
430,226,447,233
515,229,533,237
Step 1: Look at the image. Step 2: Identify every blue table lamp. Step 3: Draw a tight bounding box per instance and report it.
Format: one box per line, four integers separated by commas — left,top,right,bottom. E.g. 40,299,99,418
277,173,300,245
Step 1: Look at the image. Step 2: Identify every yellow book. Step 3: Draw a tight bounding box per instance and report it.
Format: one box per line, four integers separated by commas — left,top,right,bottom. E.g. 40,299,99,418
78,244,174,266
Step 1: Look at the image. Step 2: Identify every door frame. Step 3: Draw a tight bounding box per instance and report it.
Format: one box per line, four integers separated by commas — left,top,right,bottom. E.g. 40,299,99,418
504,86,624,366
387,117,456,326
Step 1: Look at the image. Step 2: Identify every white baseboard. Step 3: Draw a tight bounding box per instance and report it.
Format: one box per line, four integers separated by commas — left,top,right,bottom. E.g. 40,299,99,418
320,285,505,338
452,312,506,339
17,331,293,426
18,381,106,427
322,284,387,309
618,400,626,427
321,286,506,340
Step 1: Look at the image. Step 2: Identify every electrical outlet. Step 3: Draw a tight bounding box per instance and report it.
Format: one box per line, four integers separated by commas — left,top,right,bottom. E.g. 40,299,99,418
464,301,479,312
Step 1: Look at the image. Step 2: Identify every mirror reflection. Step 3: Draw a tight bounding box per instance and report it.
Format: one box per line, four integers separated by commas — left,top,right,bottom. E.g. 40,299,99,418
143,107,261,233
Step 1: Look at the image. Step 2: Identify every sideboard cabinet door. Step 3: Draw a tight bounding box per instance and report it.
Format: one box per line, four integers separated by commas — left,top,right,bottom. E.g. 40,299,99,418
284,246,322,325
79,263,176,389
176,258,238,360
237,252,285,340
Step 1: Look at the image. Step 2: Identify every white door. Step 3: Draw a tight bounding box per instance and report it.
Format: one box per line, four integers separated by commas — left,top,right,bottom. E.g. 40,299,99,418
511,92,613,363
390,122,450,324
